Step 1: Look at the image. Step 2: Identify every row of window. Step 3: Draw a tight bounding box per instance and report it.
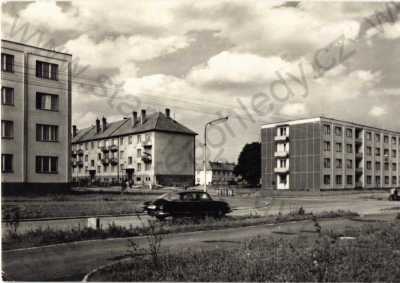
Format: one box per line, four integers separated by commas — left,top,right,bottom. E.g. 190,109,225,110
73,161,150,174
2,86,59,111
73,134,151,150
323,141,398,157
2,154,58,173
2,53,59,81
323,158,398,171
323,174,398,186
2,121,58,142
323,124,399,145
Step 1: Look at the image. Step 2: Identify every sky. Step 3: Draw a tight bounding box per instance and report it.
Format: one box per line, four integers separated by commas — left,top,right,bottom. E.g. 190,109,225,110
2,0,400,164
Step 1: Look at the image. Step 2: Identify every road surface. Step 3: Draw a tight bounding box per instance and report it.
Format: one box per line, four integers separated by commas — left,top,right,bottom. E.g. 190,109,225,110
2,213,396,281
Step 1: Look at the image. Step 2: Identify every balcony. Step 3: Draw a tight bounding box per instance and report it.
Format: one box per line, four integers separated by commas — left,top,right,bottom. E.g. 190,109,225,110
101,146,109,153
71,160,77,168
141,152,152,163
77,160,84,168
143,140,152,149
274,135,289,142
356,181,363,188
71,150,77,157
355,152,363,159
274,151,289,158
110,144,118,152
102,158,109,165
355,137,362,144
110,157,118,166
77,149,84,156
274,167,289,173
355,167,363,173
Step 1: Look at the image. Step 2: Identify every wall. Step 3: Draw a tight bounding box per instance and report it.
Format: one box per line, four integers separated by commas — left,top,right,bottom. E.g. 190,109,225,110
261,127,275,190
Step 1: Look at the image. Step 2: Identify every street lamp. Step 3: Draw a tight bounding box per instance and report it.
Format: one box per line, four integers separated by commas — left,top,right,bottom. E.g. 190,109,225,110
203,116,229,192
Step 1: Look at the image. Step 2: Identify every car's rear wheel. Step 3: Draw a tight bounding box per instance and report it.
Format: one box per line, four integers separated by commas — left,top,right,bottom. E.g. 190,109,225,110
214,209,225,219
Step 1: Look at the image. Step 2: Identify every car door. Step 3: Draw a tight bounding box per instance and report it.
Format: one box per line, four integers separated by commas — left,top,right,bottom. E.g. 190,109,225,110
198,192,214,216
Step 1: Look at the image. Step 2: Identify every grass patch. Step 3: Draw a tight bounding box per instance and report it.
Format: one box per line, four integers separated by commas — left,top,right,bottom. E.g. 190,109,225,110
90,221,400,282
2,210,358,250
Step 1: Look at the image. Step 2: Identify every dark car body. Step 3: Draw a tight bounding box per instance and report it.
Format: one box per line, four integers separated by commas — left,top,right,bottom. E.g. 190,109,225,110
389,188,400,201
143,190,232,220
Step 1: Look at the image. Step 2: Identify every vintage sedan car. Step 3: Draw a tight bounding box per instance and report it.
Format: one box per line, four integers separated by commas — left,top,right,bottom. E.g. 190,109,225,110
143,190,232,220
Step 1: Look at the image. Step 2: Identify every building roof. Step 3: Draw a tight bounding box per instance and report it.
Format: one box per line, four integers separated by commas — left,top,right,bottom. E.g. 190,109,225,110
2,39,72,56
72,111,197,143
196,161,235,172
262,116,400,135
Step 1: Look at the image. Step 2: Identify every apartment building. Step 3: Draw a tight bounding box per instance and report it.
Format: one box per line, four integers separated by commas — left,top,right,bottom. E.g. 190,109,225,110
261,117,400,191
195,161,236,185
71,109,197,186
1,40,72,193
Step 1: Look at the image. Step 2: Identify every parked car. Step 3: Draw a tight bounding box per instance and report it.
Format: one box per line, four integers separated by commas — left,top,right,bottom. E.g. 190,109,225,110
389,188,400,201
143,190,232,220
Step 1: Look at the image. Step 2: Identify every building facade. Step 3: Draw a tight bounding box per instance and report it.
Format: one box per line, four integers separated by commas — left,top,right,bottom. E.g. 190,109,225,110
71,109,197,186
261,117,400,191
195,161,235,185
1,40,72,192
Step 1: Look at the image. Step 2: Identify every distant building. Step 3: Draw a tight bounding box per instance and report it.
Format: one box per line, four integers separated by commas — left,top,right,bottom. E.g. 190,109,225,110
1,40,72,192
196,161,235,185
261,117,400,191
71,109,197,186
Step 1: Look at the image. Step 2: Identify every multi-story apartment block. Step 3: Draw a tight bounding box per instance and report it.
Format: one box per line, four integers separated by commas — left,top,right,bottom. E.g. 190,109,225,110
71,109,197,186
261,117,400,191
195,161,236,185
1,40,72,193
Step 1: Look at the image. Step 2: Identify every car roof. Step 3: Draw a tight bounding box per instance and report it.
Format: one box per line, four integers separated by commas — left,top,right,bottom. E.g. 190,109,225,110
178,190,207,195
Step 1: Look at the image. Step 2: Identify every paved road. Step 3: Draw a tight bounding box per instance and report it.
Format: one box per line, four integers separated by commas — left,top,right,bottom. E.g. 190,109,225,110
3,213,395,281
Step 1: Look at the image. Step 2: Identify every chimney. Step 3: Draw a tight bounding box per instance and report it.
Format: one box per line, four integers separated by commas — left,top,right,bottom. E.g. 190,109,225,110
96,118,100,133
102,117,107,132
72,125,77,137
141,109,146,124
165,108,170,118
132,111,138,127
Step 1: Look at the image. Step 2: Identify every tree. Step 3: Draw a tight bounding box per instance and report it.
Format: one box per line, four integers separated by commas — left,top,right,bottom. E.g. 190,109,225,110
234,142,261,187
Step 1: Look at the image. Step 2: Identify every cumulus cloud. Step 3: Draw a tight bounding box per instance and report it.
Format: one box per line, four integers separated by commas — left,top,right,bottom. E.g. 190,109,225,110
280,103,308,117
369,106,387,117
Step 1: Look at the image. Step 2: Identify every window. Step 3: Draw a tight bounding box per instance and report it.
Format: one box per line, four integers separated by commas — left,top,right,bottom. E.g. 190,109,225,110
393,176,397,185
36,124,58,142
97,166,101,173
392,150,397,158
323,125,331,135
36,156,58,173
98,153,101,160
376,176,381,186
346,159,353,169
366,161,372,170
85,143,88,150
324,141,331,151
383,149,389,157
375,148,381,157
137,148,142,156
336,175,342,185
366,132,372,141
128,156,132,164
367,176,372,185
1,120,13,139
1,154,13,173
384,163,389,171
391,137,396,146
346,144,353,153
324,158,331,169
1,53,14,72
336,143,342,153
85,155,88,162
91,142,94,149
120,150,124,158
120,164,124,170
366,146,372,156
145,163,151,171
36,61,58,80
346,128,352,138
91,160,95,166
36,93,59,111
128,136,132,144
375,134,380,143
392,163,397,171
137,163,142,172
137,135,141,143
384,135,389,143
346,175,353,185
375,162,381,171
336,159,342,169
120,137,124,145
335,126,342,136
278,127,287,136
324,175,331,185
2,87,14,105
385,176,389,185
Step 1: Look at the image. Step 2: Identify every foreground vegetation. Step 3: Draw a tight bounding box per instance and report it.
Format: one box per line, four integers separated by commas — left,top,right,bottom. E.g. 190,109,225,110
91,221,400,282
3,210,357,250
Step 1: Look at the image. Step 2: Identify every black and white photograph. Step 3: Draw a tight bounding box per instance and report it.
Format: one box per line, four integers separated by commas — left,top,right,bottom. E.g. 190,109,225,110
1,0,400,282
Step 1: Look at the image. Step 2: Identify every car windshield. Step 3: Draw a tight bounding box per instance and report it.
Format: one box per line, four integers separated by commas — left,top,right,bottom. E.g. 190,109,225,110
156,192,180,201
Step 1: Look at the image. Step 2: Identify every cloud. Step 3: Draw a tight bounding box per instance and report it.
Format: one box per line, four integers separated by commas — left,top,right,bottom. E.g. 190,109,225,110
369,106,387,117
64,34,192,69
280,103,308,116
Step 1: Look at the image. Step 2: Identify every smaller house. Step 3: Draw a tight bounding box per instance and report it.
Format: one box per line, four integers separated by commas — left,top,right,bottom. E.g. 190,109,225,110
196,161,236,185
